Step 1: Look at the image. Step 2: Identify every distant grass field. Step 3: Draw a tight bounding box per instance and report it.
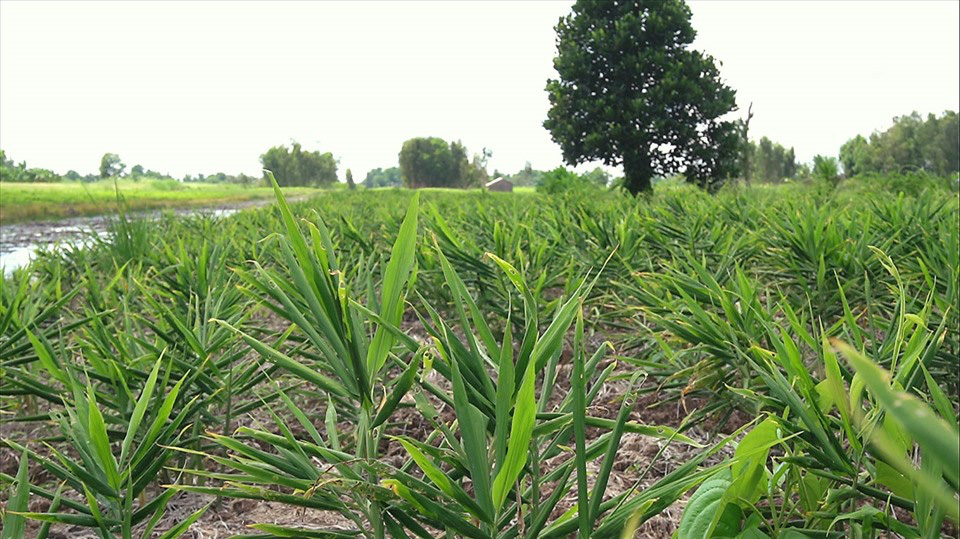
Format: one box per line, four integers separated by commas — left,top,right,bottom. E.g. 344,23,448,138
0,179,316,224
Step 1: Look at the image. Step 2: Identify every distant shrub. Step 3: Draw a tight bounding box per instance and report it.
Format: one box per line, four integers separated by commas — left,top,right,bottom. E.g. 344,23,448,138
537,166,604,195
812,155,840,184
838,172,955,197
149,178,185,191
1,149,69,183
362,166,403,188
0,164,63,183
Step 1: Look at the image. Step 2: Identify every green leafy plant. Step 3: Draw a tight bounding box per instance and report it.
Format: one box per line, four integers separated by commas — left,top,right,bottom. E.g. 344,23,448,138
2,355,207,539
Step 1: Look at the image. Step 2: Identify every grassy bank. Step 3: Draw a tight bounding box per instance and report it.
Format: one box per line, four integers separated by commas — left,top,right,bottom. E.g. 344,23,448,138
0,179,316,224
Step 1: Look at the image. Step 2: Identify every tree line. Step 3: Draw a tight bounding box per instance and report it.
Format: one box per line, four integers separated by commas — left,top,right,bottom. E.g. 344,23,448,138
3,106,956,190
839,111,958,177
3,1,958,193
258,137,495,189
741,138,798,184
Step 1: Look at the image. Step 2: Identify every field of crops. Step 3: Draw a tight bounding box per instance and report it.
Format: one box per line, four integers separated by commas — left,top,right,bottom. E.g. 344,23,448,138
1,175,958,538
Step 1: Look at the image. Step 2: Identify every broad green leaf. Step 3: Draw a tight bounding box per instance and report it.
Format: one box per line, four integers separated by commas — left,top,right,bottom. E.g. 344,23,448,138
728,416,778,504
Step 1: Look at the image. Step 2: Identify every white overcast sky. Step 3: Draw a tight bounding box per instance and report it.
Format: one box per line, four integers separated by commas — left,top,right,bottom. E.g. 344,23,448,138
1,1,958,180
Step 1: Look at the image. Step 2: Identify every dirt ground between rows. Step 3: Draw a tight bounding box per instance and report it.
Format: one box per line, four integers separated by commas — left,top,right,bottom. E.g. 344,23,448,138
0,309,768,539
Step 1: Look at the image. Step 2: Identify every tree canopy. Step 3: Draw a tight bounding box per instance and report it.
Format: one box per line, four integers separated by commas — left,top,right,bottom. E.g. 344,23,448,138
544,0,740,194
839,111,958,177
398,137,489,188
398,137,457,188
260,143,338,187
99,153,125,178
742,137,797,183
362,167,403,188
188,171,258,186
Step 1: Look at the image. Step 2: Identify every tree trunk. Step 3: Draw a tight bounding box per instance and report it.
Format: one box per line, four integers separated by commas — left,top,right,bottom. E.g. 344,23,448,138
622,153,653,195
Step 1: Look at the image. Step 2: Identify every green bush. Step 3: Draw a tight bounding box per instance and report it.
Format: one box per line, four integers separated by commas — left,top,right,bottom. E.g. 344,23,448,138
536,166,600,195
838,172,955,197
148,178,186,191
812,154,840,184
0,164,63,183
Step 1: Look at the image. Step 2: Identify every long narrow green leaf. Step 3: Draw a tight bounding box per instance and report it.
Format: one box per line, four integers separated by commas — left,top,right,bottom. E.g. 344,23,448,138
572,309,590,539
1,450,30,539
492,347,536,512
120,356,162,467
836,341,960,498
214,320,349,397
367,193,419,377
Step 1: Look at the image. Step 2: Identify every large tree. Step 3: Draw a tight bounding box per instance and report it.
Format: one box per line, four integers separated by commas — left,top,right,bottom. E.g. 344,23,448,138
544,0,740,194
260,143,337,186
398,137,489,188
838,135,873,177
99,153,125,178
398,137,458,188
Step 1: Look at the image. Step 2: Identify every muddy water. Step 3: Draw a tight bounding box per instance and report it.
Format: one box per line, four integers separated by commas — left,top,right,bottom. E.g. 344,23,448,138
0,198,289,275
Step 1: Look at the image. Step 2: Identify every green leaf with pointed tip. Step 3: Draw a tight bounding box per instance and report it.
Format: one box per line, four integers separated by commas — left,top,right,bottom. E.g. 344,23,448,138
448,356,493,520
120,356,162,467
155,504,209,539
393,436,490,522
835,340,959,521
1,450,30,539
836,341,959,488
367,193,419,377
86,387,121,492
24,327,64,384
372,350,423,428
492,349,536,512
214,320,349,397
